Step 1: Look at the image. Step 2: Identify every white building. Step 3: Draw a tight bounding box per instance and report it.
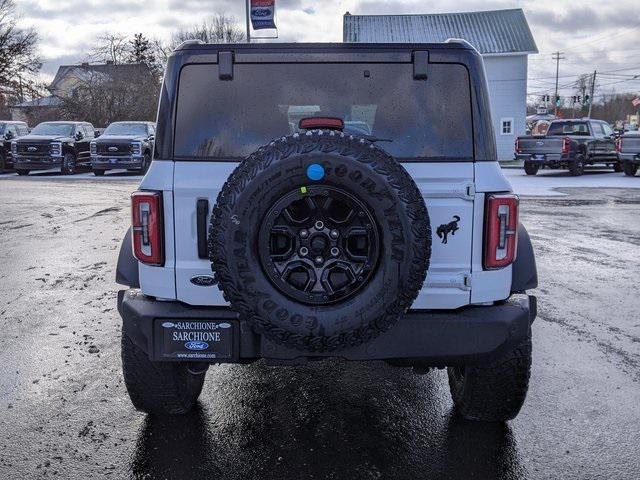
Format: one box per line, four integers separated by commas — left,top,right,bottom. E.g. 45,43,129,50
343,9,538,160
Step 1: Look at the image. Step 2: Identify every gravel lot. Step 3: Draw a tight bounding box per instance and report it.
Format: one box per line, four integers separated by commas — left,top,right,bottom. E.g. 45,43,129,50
0,169,639,479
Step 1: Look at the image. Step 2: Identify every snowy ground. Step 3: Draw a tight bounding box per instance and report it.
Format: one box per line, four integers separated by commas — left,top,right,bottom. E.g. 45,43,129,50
0,169,143,182
503,167,640,196
3,166,639,197
1,173,640,479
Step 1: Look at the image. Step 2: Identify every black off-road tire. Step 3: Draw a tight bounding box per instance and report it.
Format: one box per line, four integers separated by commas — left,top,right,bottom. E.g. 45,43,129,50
623,161,638,177
568,157,584,176
209,130,431,353
61,153,77,175
121,333,207,415
0,153,5,172
447,337,532,422
613,162,623,173
93,169,105,176
16,169,30,176
523,162,539,176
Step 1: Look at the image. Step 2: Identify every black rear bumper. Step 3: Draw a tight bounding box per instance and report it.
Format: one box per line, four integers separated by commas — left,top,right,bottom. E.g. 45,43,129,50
118,290,536,366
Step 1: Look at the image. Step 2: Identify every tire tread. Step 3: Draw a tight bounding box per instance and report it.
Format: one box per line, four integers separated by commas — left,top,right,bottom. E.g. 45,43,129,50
448,337,532,422
121,333,206,415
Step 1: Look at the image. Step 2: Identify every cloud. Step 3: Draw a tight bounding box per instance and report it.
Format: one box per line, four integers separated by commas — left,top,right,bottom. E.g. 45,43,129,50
527,5,640,33
12,0,640,96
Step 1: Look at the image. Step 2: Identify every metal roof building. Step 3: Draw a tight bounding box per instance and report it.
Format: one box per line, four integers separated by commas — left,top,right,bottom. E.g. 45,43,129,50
344,9,538,159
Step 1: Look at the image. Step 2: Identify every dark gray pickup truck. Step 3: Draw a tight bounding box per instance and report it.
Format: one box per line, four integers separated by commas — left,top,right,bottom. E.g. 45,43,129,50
515,119,620,176
617,134,640,177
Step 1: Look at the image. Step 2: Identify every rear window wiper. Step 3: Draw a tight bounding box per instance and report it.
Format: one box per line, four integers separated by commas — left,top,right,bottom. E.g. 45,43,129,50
361,136,393,143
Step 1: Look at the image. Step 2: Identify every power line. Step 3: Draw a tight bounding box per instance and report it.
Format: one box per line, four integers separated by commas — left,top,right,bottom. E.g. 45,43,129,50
535,27,640,55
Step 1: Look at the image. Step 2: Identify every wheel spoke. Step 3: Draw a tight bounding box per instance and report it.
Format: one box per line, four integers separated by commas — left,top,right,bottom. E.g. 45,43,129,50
259,186,379,305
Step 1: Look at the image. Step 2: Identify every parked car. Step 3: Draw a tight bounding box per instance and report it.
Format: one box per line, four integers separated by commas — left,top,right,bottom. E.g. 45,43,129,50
90,121,155,176
115,41,538,422
11,121,95,175
0,121,29,172
515,118,620,176
617,133,640,176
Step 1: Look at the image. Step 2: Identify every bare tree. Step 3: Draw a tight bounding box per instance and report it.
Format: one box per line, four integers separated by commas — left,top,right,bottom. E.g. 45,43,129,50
58,65,159,127
0,0,41,101
88,33,129,65
173,14,245,45
155,14,245,65
591,92,639,124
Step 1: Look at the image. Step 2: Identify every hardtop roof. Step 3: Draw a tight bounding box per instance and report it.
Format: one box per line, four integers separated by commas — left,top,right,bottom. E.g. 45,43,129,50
174,41,475,53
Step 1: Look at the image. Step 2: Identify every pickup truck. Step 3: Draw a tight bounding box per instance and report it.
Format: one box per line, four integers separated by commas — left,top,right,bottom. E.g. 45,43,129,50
90,121,155,175
515,119,620,176
0,121,29,171
617,134,640,177
11,121,95,175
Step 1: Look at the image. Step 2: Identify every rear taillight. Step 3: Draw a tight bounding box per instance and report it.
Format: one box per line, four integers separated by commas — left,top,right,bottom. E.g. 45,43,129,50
562,137,571,154
299,117,344,130
484,193,519,270
515,138,520,153
616,138,622,153
131,191,164,266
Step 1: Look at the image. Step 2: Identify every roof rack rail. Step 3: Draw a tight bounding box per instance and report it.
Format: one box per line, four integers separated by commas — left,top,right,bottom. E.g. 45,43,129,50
445,38,480,54
175,39,205,51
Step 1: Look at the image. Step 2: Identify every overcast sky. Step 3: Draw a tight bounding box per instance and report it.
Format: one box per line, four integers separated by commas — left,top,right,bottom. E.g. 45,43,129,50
14,0,640,99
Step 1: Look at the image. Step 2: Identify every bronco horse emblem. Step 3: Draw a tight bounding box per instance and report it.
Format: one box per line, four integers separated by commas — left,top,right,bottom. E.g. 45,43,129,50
436,216,461,244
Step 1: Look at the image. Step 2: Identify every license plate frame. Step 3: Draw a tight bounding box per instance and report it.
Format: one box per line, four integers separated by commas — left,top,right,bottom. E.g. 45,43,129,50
154,319,238,362
532,154,545,161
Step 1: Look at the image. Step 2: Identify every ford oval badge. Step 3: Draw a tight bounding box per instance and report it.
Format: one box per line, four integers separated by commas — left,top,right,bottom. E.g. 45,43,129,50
190,275,216,287
185,341,209,351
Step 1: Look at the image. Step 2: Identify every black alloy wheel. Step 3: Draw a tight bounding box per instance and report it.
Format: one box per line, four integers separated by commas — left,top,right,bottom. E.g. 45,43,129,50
258,186,380,305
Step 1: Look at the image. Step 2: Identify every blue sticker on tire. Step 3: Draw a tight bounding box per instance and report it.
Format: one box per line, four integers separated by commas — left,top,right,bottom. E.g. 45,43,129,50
306,163,325,181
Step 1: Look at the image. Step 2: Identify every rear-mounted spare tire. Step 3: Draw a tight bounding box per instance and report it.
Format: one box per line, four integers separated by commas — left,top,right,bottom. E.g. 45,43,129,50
209,130,431,352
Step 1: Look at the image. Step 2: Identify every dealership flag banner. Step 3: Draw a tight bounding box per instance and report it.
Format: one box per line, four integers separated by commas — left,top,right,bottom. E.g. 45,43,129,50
251,0,276,30
632,97,640,108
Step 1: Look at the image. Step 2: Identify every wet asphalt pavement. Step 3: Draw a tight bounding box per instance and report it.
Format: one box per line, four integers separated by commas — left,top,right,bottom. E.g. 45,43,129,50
1,170,639,479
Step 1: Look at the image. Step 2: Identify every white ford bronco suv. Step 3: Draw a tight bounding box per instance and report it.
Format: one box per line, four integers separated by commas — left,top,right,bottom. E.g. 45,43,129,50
116,41,538,422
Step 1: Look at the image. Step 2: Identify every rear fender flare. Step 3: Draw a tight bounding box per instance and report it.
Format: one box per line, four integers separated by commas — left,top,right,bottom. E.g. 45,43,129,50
511,223,537,293
116,227,139,288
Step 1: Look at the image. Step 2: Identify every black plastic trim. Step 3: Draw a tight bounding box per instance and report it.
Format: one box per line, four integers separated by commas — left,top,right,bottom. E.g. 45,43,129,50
413,50,429,79
115,228,139,288
196,199,209,259
118,290,535,366
511,223,538,293
218,51,233,80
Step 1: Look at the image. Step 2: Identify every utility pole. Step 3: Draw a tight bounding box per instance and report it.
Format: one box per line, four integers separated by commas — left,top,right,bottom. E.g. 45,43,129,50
587,70,597,118
245,0,251,43
552,51,565,116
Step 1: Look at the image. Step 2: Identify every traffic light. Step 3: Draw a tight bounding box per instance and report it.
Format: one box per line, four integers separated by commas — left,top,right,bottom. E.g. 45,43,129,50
584,95,590,105
556,95,561,107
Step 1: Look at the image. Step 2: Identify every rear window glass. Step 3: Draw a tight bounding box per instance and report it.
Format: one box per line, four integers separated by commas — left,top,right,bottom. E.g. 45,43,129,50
174,62,473,161
547,121,590,136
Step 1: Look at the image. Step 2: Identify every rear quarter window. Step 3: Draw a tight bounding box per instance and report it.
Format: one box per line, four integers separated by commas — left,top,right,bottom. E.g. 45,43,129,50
174,62,474,162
